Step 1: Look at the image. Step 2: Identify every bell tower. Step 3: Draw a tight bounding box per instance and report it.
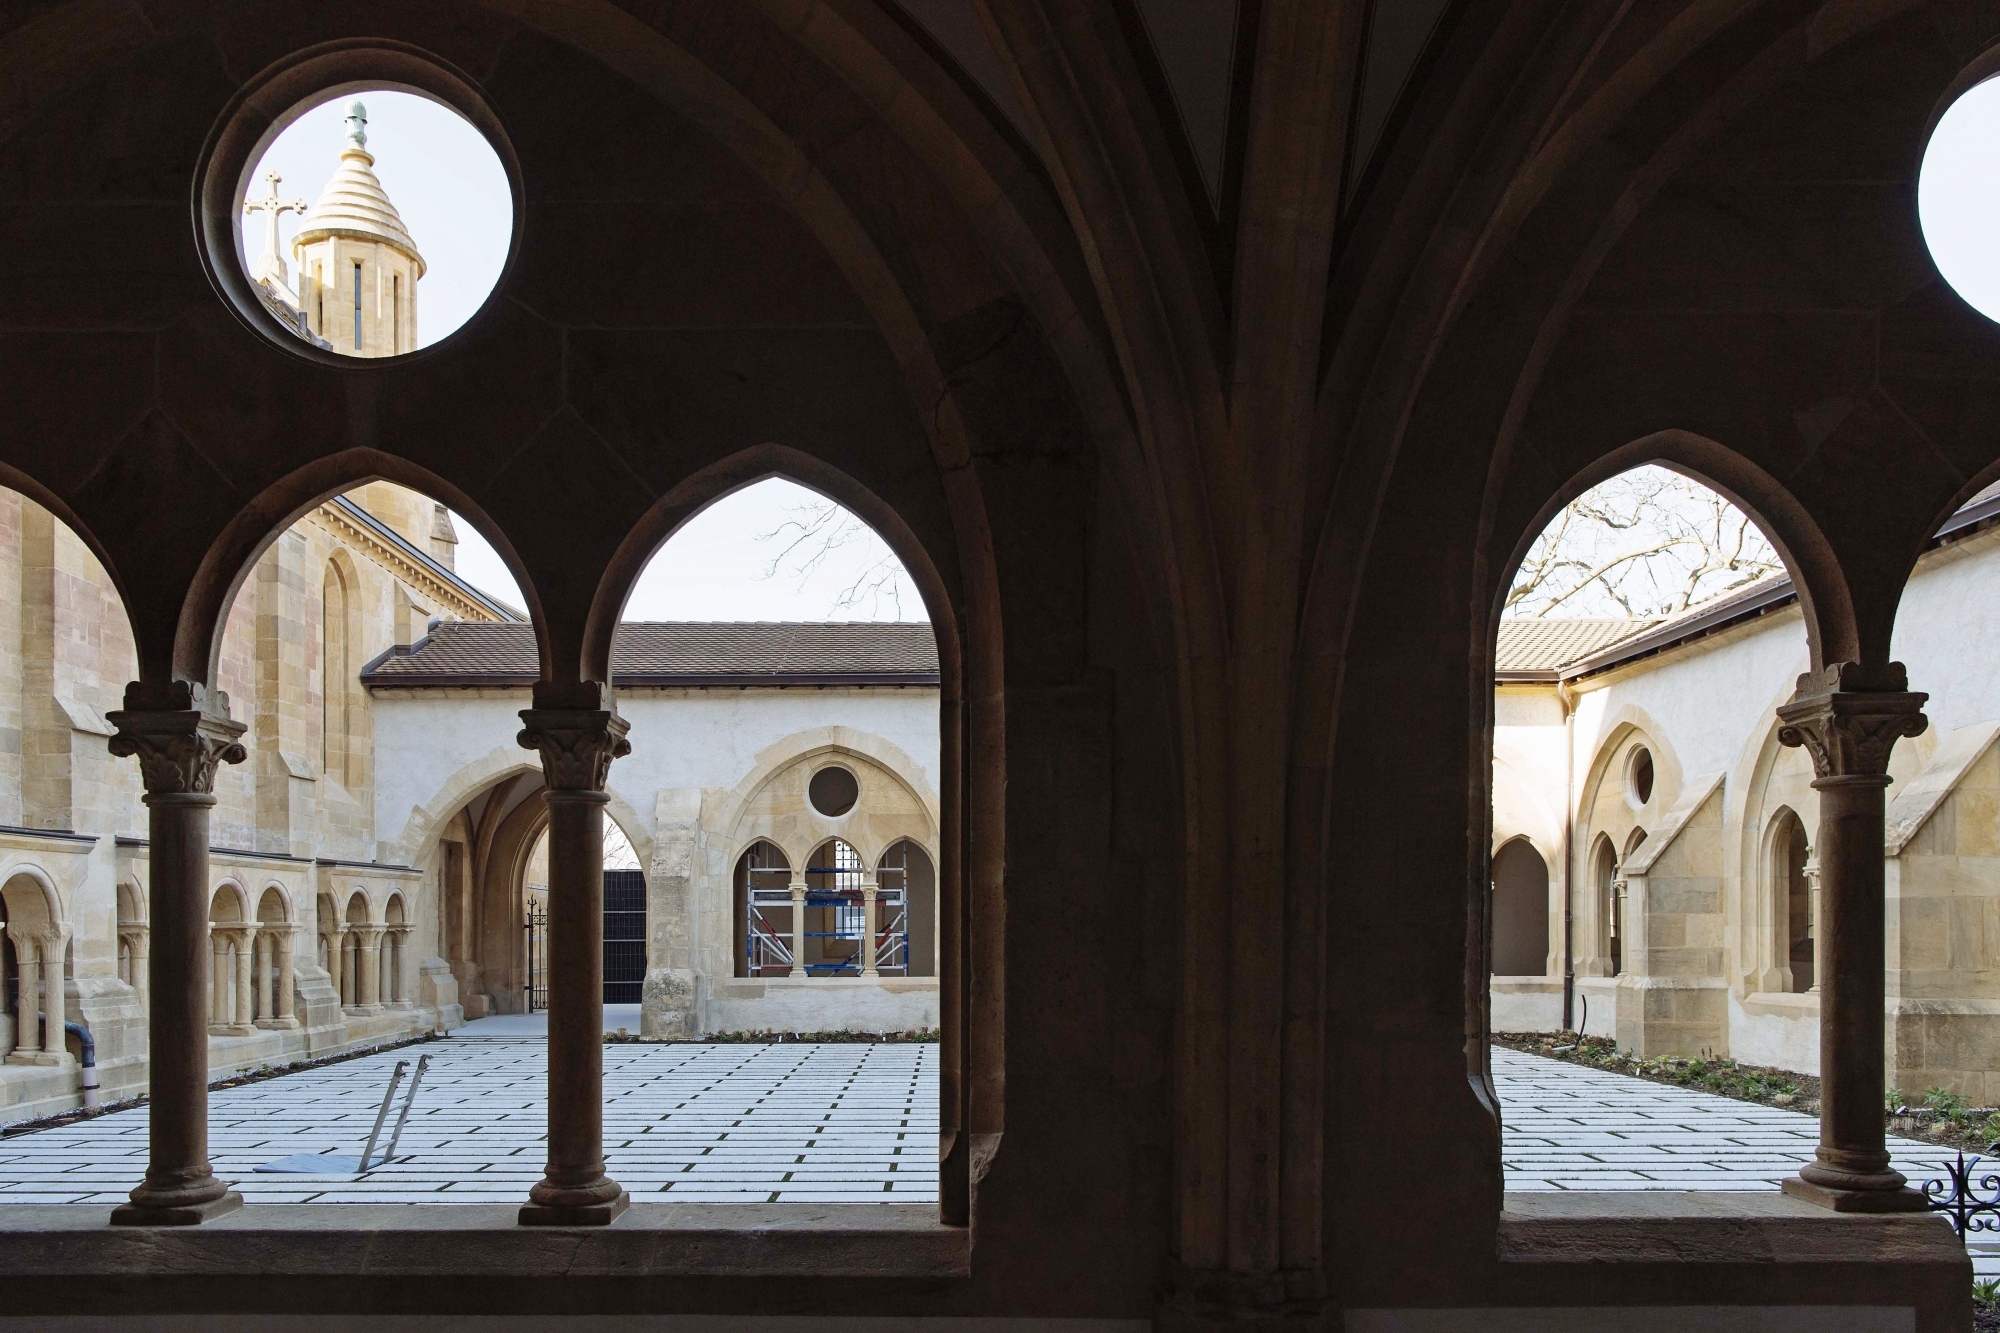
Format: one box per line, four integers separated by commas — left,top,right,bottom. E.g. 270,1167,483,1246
292,102,425,357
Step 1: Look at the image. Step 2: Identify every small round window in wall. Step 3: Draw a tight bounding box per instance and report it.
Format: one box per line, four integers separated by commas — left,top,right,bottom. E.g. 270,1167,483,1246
1628,748,1655,806
233,90,512,356
810,766,860,818
1921,77,2000,322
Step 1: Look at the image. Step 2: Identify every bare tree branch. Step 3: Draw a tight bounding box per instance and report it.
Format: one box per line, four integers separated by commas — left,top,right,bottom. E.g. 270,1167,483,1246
1506,467,1783,619
756,497,909,618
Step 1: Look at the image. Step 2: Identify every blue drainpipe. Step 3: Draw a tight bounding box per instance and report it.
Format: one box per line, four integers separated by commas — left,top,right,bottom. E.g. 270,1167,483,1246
46,1015,98,1110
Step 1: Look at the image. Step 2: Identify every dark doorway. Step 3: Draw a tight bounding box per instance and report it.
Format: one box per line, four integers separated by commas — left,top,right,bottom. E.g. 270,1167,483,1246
602,869,647,1003
1490,838,1550,977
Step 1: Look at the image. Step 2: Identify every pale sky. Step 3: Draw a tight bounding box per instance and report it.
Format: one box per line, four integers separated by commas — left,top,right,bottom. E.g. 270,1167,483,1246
242,89,510,347
1920,75,2000,324
449,478,925,624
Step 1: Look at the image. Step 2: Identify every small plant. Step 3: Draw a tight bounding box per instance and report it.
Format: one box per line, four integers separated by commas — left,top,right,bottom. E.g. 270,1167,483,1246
1925,1086,1971,1121
1972,1276,2000,1310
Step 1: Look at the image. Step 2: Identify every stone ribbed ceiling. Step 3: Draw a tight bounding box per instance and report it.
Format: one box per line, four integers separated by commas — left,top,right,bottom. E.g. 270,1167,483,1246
886,1,1456,221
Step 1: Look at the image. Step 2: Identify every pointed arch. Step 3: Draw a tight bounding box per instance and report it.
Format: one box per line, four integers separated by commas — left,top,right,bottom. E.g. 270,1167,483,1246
175,448,541,689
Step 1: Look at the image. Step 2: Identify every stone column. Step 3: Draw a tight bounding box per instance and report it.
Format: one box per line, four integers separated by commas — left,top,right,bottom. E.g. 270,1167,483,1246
1804,854,1822,994
389,926,411,1005
208,930,229,1031
517,706,631,1225
253,928,273,1024
274,926,298,1026
232,928,256,1034
1775,663,1929,1212
355,926,382,1011
8,935,41,1057
789,878,808,978
123,928,149,1002
861,874,880,978
107,694,248,1224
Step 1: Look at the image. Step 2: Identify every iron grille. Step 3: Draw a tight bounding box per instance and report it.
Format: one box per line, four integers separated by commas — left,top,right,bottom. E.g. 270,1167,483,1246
602,869,647,1004
523,906,548,1013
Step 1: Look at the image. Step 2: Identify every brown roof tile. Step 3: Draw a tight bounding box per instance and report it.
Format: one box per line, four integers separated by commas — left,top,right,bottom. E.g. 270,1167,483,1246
1495,618,1653,673
362,621,940,686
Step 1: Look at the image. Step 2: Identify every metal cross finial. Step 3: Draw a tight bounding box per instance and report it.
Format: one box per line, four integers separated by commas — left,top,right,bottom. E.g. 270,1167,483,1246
242,170,306,285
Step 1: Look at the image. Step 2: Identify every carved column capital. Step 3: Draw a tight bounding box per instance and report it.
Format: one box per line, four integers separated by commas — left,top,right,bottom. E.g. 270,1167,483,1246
1775,663,1928,781
517,709,630,793
107,705,248,797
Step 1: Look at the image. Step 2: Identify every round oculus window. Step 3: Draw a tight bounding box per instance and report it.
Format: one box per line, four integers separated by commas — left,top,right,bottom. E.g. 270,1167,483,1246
1921,76,2000,324
198,52,520,365
809,765,859,818
236,91,511,357
1628,747,1655,806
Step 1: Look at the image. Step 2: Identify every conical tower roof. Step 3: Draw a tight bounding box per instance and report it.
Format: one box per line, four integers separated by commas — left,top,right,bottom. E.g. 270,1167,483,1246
292,101,425,276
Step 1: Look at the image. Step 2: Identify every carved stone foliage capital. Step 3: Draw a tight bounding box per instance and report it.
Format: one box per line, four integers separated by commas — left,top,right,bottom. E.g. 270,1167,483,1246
106,707,249,796
517,708,631,793
1775,666,1928,780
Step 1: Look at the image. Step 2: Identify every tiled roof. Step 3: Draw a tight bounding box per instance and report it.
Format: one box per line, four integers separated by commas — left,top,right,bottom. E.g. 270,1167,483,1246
361,621,939,687
1495,618,1653,673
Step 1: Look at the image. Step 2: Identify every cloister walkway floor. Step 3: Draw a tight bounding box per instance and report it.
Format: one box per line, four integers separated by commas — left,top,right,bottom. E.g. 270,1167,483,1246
0,1042,1981,1245
1496,1045,1996,1276
0,1034,938,1205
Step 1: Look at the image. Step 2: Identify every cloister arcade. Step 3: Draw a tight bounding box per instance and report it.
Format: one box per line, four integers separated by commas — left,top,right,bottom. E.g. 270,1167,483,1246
15,1,2000,1325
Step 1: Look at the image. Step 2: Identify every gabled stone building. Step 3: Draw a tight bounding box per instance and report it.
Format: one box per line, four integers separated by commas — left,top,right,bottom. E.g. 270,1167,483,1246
1494,487,2000,1101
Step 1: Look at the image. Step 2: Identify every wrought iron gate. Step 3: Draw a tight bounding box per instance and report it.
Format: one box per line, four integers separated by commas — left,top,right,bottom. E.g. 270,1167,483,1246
523,905,548,1013
602,870,647,1004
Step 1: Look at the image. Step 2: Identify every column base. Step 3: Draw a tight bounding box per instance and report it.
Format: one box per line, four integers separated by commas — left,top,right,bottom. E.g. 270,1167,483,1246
1781,1175,1931,1213
110,1189,243,1227
518,1189,629,1227
255,1017,301,1031
5,1051,69,1067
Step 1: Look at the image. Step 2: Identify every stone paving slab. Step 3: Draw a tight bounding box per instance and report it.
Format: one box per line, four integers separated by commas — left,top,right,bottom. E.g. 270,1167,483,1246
0,1039,937,1206
1493,1046,1999,1276
2,1038,1991,1272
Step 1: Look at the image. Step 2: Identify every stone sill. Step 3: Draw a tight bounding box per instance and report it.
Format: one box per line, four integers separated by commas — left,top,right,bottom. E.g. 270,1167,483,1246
0,1202,968,1278
715,977,940,994
1740,991,1820,1019
1500,1191,1964,1266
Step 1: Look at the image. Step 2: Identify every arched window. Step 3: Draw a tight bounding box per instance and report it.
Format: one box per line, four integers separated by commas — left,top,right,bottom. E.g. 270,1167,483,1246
1593,836,1622,977
737,841,793,978
115,882,143,992
805,839,866,975
322,560,351,787
384,894,406,1004
206,884,250,1034
877,840,937,978
1772,810,1813,993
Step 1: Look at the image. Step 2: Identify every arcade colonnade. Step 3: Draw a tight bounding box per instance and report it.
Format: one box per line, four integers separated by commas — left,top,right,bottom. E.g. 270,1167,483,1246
12,0,2000,1322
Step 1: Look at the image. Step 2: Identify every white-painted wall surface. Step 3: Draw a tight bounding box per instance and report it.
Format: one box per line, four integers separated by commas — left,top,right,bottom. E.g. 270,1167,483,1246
371,686,940,860
1492,521,2000,1086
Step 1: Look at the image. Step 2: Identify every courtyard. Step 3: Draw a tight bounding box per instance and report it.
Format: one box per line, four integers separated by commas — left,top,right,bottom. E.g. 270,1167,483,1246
0,1026,938,1206
0,1038,1971,1209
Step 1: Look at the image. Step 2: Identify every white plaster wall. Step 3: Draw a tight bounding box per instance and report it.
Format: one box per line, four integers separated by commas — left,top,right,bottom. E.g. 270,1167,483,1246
1567,615,1811,796
1891,529,2000,743
371,687,940,862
